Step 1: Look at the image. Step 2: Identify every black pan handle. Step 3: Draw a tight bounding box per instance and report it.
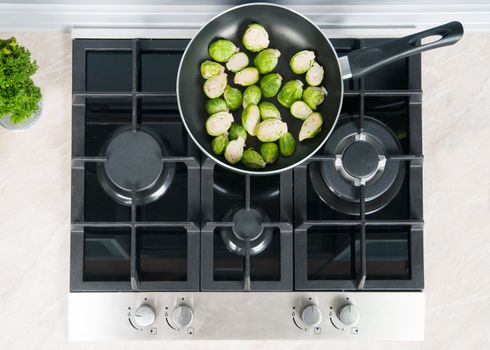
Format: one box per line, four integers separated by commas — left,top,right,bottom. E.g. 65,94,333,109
342,21,464,79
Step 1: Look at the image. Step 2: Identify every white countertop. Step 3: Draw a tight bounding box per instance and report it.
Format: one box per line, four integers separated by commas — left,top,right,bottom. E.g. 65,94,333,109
0,32,489,350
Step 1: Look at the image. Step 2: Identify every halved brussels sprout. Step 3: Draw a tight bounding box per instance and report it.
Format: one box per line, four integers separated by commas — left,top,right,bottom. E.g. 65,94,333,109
205,98,228,115
289,50,315,74
200,60,225,79
242,104,261,136
224,138,245,164
277,80,303,108
208,39,239,62
256,119,288,142
228,123,247,141
259,101,281,120
254,48,281,74
205,111,234,136
299,112,323,142
279,132,296,157
223,86,243,111
260,143,279,165
290,100,313,120
260,73,282,98
242,148,266,169
226,52,250,73
302,86,328,110
242,85,261,108
234,67,259,86
203,73,228,98
305,61,324,86
242,23,270,52
212,133,229,155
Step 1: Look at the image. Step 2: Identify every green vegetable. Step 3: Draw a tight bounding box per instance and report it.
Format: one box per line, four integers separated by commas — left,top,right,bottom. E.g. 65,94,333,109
289,50,315,74
223,86,243,111
242,23,270,52
242,85,261,108
242,104,261,136
259,101,281,120
228,123,247,141
205,111,234,136
277,80,303,108
205,98,228,115
0,37,41,124
302,86,327,110
305,61,324,86
224,138,245,164
299,112,323,142
226,52,249,73
290,100,313,120
260,73,282,98
203,73,228,98
255,119,288,142
208,39,239,62
254,48,281,74
279,132,296,156
200,60,224,79
260,143,279,164
212,133,229,155
234,67,259,86
242,148,266,169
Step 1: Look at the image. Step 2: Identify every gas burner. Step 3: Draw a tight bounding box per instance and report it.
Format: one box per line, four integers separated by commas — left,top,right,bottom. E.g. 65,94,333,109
310,116,405,215
220,206,273,256
97,126,176,206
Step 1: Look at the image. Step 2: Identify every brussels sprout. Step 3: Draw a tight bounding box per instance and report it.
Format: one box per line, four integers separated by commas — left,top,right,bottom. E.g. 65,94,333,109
234,67,259,86
226,52,249,73
299,112,323,142
259,101,281,120
256,119,288,142
206,98,228,115
290,100,313,120
277,80,303,108
224,138,245,164
242,23,270,52
212,133,229,155
289,50,315,74
223,86,243,111
203,73,228,98
200,60,225,79
242,148,266,169
228,123,247,141
208,39,239,62
205,111,234,136
279,132,296,157
254,48,281,74
302,86,328,110
242,85,261,108
260,143,279,165
260,73,282,98
242,104,261,136
305,61,324,86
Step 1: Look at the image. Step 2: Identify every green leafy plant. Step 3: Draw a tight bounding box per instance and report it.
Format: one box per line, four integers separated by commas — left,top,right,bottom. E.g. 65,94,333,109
0,37,41,124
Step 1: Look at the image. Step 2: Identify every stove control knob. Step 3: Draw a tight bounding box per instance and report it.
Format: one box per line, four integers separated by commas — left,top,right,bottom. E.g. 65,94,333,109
338,304,360,326
134,304,155,327
301,305,322,328
173,305,193,328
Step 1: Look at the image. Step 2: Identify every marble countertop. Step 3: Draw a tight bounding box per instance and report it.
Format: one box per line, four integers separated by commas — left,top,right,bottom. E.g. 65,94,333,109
0,33,488,350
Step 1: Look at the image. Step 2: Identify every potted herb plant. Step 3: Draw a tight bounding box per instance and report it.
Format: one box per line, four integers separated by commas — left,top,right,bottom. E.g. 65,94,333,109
0,37,42,131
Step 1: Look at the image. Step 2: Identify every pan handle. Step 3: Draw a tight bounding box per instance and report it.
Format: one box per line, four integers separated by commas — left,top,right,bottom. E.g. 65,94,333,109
340,21,464,80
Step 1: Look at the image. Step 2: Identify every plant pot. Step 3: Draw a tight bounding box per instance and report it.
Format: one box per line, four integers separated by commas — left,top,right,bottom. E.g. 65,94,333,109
0,100,42,131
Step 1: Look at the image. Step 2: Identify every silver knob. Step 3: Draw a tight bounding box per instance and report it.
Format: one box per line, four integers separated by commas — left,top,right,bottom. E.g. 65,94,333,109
338,304,360,326
134,304,155,327
173,305,193,328
301,305,322,328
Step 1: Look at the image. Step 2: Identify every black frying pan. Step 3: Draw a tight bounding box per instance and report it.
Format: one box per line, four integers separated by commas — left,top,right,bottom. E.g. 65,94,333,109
177,3,463,175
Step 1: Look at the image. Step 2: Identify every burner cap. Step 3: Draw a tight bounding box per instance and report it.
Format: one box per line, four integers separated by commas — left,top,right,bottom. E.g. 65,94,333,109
232,208,264,240
342,141,379,178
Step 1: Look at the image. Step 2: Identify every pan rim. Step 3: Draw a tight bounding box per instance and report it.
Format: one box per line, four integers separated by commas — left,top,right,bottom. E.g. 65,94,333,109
176,2,344,175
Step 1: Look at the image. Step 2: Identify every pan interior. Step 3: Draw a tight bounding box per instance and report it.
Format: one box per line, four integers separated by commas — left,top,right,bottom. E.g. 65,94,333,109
178,4,342,174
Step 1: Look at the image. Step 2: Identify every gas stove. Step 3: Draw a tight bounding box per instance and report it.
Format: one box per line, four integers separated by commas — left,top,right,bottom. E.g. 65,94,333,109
70,38,424,340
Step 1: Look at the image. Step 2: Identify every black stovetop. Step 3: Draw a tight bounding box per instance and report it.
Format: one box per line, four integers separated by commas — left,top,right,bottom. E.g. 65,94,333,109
71,38,423,292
